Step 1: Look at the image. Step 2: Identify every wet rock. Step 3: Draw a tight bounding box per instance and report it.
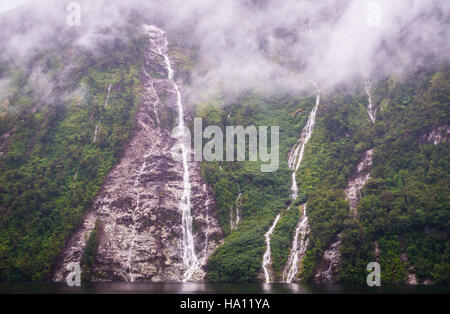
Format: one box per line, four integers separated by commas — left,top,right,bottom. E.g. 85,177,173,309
52,25,223,283
420,126,449,146
314,149,374,283
345,149,373,217
313,234,341,284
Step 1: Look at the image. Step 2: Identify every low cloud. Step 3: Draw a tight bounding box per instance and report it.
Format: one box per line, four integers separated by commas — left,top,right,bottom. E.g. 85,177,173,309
0,0,448,102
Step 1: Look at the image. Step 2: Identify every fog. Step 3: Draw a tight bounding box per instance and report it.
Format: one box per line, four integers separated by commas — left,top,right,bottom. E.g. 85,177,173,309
1,0,449,102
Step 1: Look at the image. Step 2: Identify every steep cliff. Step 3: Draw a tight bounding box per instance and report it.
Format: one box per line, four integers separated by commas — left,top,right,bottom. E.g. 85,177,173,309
53,26,223,283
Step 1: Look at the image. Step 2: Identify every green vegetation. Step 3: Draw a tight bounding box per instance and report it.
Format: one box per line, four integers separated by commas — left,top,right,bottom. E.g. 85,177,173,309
202,93,317,282
295,66,450,284
0,25,147,281
81,219,101,282
203,65,449,285
0,16,448,285
270,205,301,280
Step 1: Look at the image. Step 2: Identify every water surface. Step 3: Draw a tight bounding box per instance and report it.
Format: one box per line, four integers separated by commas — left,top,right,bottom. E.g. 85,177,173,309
0,283,447,294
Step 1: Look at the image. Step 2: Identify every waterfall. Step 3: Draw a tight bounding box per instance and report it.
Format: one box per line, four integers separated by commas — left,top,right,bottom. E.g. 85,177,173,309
159,36,199,282
344,149,373,217
315,149,374,283
199,183,214,267
151,82,161,127
262,214,281,283
235,187,242,227
230,185,242,231
320,234,341,282
202,184,210,255
280,81,320,282
229,206,235,231
127,161,147,282
282,204,310,283
93,124,99,143
288,90,320,200
104,84,112,108
365,80,376,123
72,172,78,195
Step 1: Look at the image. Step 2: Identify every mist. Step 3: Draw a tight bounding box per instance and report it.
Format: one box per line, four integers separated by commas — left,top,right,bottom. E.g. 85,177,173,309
0,0,449,103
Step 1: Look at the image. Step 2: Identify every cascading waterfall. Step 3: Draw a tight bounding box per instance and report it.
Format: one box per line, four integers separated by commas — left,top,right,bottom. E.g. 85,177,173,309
280,81,320,282
104,83,112,108
235,187,242,227
322,236,341,282
345,149,373,217
230,185,242,231
202,184,210,253
72,172,78,194
288,89,320,200
127,161,147,282
365,80,376,123
282,205,310,283
159,38,199,282
93,124,99,143
262,82,320,283
151,82,161,127
262,214,281,283
262,83,320,283
199,183,213,267
315,149,374,283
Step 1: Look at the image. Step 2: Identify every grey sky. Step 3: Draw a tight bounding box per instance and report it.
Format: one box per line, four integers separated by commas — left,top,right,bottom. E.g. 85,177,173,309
0,0,32,15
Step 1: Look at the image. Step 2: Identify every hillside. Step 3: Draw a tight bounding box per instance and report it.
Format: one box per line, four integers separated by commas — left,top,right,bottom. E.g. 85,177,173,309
0,0,448,285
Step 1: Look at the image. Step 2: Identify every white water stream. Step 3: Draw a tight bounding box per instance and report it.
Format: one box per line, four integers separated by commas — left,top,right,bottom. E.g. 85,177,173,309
127,161,147,282
230,185,242,231
93,124,99,143
159,38,199,282
104,84,112,109
282,205,310,283
262,214,281,283
263,82,320,283
365,80,376,123
288,88,320,200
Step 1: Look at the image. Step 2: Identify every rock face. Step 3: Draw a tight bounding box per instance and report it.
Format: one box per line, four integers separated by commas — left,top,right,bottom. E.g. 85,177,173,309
314,149,373,283
0,125,16,156
52,25,223,283
313,234,341,284
400,252,418,285
344,149,373,217
420,126,449,146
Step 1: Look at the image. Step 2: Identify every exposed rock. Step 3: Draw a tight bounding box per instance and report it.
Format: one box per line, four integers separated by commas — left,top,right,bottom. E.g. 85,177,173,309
0,125,16,156
314,149,373,283
400,245,418,285
313,234,341,284
345,149,373,217
420,126,449,146
52,25,223,283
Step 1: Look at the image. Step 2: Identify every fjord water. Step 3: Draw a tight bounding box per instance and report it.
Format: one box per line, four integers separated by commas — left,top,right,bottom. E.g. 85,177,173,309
0,282,447,294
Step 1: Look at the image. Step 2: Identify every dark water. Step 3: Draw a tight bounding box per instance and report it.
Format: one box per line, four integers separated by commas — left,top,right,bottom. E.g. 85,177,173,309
0,282,448,294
